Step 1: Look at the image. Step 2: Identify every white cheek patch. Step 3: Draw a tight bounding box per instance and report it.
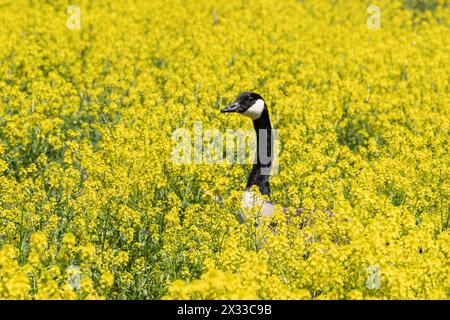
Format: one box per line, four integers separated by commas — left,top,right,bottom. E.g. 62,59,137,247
243,99,265,120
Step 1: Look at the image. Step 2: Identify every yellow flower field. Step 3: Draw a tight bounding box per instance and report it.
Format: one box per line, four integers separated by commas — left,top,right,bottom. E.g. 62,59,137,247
0,0,449,299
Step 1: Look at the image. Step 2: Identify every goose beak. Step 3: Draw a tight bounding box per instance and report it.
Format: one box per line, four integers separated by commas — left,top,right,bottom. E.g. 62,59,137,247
221,102,240,113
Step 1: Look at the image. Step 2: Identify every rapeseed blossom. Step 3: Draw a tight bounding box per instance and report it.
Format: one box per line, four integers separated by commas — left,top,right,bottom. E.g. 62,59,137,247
0,0,449,299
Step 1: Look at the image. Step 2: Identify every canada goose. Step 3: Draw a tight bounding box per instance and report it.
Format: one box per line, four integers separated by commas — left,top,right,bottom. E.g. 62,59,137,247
221,92,333,225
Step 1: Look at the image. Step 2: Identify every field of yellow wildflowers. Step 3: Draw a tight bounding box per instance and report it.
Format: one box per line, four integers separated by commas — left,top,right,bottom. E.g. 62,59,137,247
0,0,449,300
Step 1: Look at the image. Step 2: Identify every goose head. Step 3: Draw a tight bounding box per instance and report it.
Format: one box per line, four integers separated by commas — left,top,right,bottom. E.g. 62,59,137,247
220,92,266,121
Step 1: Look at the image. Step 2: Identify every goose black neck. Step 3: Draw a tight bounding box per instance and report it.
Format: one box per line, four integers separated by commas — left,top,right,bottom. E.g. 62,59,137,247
245,107,273,196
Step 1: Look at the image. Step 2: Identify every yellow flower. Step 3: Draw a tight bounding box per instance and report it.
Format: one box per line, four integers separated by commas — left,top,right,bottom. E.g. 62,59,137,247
0,0,448,300
100,271,114,289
